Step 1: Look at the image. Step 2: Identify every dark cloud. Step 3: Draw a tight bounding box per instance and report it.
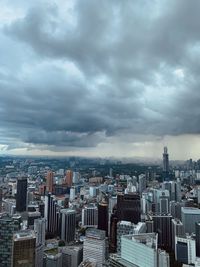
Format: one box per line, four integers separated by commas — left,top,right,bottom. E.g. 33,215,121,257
1,0,200,152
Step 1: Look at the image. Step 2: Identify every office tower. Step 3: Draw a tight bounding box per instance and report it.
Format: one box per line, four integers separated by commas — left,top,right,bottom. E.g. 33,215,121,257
172,219,184,252
70,187,76,201
34,218,46,247
181,207,200,234
34,218,46,267
39,202,45,217
146,219,154,233
58,245,83,267
117,193,141,224
65,170,73,187
163,146,169,181
44,252,62,267
158,250,170,267
72,171,80,184
12,230,36,267
0,188,2,212
0,214,21,267
175,236,196,265
27,211,41,228
60,209,76,244
196,222,200,257
82,204,98,227
16,177,27,212
98,199,108,236
121,233,170,267
109,212,118,253
46,171,54,193
83,228,106,267
89,186,97,198
45,193,60,237
138,174,146,196
152,214,172,250
159,194,169,214
170,201,185,220
117,221,146,253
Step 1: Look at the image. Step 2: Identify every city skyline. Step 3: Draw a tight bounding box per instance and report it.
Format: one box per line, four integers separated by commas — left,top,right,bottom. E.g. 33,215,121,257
0,0,200,159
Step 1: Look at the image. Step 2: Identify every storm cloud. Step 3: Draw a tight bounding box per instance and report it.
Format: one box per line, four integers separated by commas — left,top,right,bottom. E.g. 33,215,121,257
0,0,200,158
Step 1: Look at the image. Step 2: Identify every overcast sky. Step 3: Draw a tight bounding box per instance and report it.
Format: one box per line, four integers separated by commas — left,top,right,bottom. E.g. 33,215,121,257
0,0,200,160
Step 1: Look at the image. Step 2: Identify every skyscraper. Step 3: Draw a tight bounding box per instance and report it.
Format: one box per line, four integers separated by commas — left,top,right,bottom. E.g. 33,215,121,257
16,177,27,212
98,199,108,236
181,207,200,234
0,214,21,267
12,230,36,267
82,204,98,227
163,147,169,181
83,228,106,267
60,209,76,244
117,193,141,224
152,214,172,250
196,222,200,257
46,171,54,193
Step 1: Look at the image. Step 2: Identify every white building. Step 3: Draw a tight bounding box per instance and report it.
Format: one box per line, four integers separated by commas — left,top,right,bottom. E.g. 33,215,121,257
82,205,98,227
83,228,106,267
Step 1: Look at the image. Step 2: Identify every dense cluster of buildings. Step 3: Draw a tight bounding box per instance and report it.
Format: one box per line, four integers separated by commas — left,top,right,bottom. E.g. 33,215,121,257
1,149,200,266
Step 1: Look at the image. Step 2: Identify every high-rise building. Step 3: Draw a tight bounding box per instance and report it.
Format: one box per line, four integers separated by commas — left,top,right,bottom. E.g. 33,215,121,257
34,218,46,267
16,177,27,212
45,193,60,237
181,207,200,234
72,172,80,184
83,228,106,267
60,209,76,244
117,193,141,224
151,214,172,250
65,170,73,187
0,214,21,267
163,147,169,181
172,219,184,252
117,221,146,253
46,171,54,193
58,245,83,267
82,204,98,227
34,218,45,247
196,222,200,257
12,230,36,267
138,174,146,196
98,199,108,236
0,188,3,212
175,235,196,265
121,233,170,267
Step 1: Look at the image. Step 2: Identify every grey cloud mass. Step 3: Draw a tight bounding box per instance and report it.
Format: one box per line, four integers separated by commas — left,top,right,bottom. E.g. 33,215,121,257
1,0,200,157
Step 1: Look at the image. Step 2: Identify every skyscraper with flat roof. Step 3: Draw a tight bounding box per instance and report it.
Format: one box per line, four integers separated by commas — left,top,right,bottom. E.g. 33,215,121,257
13,230,36,267
163,147,169,181
0,214,21,267
181,207,200,234
46,171,54,193
16,177,27,212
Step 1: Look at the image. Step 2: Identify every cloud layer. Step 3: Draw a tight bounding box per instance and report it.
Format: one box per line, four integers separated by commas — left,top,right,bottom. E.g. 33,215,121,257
0,0,200,158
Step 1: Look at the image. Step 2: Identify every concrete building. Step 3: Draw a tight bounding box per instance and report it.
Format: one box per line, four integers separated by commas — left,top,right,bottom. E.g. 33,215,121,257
60,209,76,244
82,204,98,227
16,177,27,212
121,233,169,267
172,218,184,252
175,236,196,265
117,221,146,253
0,214,21,267
58,245,83,267
12,230,36,267
83,228,106,267
181,207,200,234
